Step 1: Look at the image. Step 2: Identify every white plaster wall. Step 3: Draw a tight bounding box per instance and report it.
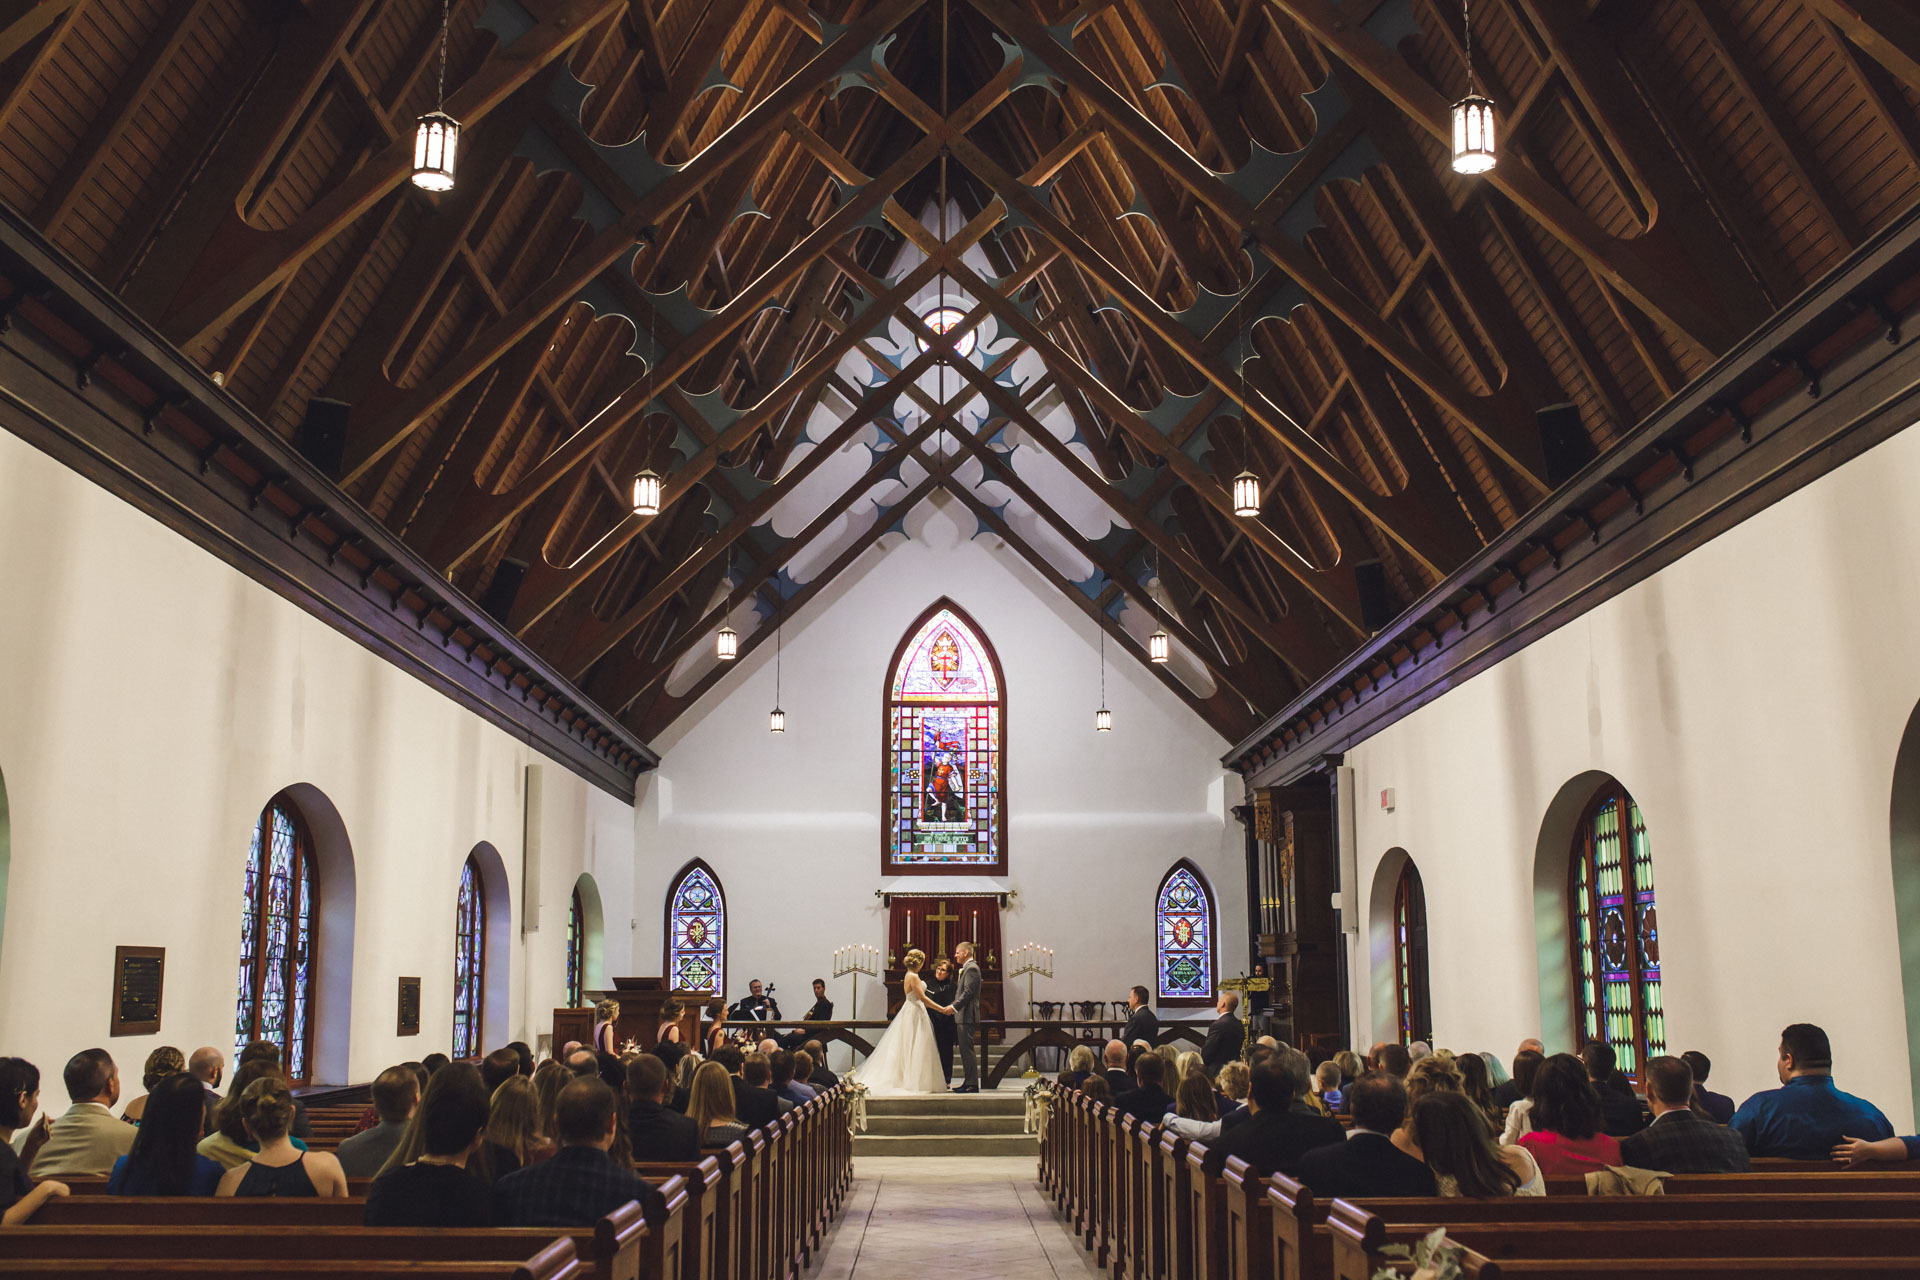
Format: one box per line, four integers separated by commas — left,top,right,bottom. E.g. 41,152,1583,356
634,498,1248,1055
0,428,634,1086
1344,417,1920,1130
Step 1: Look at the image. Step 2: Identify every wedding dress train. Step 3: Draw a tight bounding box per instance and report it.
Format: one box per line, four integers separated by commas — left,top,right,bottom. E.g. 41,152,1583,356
847,973,948,1096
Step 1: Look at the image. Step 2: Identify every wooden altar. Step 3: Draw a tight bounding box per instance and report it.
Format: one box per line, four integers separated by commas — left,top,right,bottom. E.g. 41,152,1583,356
553,976,710,1054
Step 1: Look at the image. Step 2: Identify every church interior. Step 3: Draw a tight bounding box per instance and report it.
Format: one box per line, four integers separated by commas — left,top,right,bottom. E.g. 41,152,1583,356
7,0,1920,1270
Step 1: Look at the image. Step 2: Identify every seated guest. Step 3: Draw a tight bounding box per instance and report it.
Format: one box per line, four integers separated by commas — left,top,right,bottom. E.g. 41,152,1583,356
737,1052,789,1125
1080,1076,1113,1106
1312,1061,1344,1115
31,1048,136,1178
1211,1059,1344,1179
1,1058,68,1224
1409,1042,1432,1063
769,1050,816,1105
1333,1051,1363,1090
364,1065,493,1226
1516,1054,1620,1176
481,1048,521,1095
689,1062,750,1149
792,1052,823,1097
484,1076,554,1179
1409,1091,1543,1196
1403,1053,1464,1107
197,1061,309,1170
237,1041,311,1141
495,1079,655,1228
334,1065,418,1178
1175,1050,1205,1085
1102,1041,1132,1094
508,1042,534,1078
1120,985,1158,1048
1296,1070,1438,1199
187,1047,225,1134
1581,1042,1648,1137
1058,1045,1096,1091
803,1040,838,1089
627,1055,699,1162
533,1060,569,1132
1162,1072,1222,1142
121,1046,185,1124
1730,1023,1893,1159
1499,1050,1546,1144
1680,1050,1734,1125
1833,1134,1920,1165
109,1073,223,1195
215,1077,348,1197
1457,1053,1503,1132
422,1053,451,1077
669,1053,701,1114
1375,1044,1412,1079
1216,1060,1250,1126
1114,1052,1175,1126
1492,1040,1544,1110
1620,1056,1750,1174
1201,992,1244,1073
565,1048,599,1078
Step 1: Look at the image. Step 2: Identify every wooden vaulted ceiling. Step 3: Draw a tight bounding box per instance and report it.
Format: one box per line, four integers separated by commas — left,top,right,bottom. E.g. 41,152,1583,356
2,0,1918,744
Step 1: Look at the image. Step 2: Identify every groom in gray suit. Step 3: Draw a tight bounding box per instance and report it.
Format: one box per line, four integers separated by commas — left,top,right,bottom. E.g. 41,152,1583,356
952,942,982,1093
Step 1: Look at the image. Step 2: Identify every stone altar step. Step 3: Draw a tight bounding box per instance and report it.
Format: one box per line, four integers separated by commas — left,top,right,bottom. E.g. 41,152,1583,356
851,1086,1037,1158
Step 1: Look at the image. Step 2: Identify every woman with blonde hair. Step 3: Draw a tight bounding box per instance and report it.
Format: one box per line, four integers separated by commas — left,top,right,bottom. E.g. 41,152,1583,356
1215,1060,1250,1118
1175,1051,1205,1084
531,1061,568,1138
592,999,621,1056
121,1046,185,1124
215,1077,346,1197
846,948,945,1094
486,1076,553,1171
689,1062,747,1148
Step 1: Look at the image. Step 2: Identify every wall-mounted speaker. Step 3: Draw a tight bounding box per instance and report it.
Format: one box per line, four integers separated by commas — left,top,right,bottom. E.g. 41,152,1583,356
1538,402,1597,488
294,397,351,479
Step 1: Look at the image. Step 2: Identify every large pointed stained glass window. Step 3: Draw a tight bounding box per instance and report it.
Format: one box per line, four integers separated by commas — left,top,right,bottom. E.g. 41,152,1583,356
884,600,1006,874
235,794,318,1084
452,854,486,1059
666,862,725,995
1569,780,1664,1075
1155,861,1216,1007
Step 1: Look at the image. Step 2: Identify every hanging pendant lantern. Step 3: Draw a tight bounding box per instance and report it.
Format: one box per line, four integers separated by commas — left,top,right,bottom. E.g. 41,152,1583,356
1451,94,1497,174
1232,470,1261,518
1450,0,1496,175
716,625,738,661
768,623,784,732
1148,628,1171,663
769,706,786,734
412,110,460,191
412,0,459,192
1095,706,1112,732
631,469,662,516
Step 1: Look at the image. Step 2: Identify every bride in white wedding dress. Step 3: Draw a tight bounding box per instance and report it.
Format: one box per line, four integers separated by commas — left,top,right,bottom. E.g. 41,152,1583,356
847,949,950,1095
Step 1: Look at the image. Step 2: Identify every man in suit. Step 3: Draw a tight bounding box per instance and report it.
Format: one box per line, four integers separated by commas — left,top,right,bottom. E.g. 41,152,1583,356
1619,1056,1749,1174
803,1040,839,1089
1296,1071,1438,1198
495,1080,654,1228
1120,986,1158,1048
1582,1042,1649,1137
188,1045,225,1136
335,1065,419,1177
952,941,982,1092
1200,991,1245,1073
738,1053,791,1123
626,1054,700,1162
1114,1052,1174,1126
1492,1039,1544,1110
1681,1050,1736,1125
1101,1041,1133,1094
1212,1058,1344,1179
30,1049,134,1178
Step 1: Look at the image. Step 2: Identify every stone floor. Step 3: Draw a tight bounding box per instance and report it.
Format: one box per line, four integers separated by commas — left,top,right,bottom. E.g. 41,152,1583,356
810,1157,1101,1280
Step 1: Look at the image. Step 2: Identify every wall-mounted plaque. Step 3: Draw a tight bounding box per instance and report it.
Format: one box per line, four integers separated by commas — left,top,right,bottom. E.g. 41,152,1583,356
111,947,165,1036
397,977,421,1036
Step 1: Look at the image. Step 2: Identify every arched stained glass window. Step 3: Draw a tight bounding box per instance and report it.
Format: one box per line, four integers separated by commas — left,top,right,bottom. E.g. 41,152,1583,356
1394,860,1433,1045
1155,861,1216,1007
884,600,1006,874
665,861,726,995
1569,780,1664,1075
452,855,486,1059
235,794,319,1084
566,887,585,1007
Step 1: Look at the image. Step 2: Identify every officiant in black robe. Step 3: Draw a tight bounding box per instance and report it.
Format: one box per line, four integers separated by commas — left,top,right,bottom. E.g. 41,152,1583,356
925,958,959,1083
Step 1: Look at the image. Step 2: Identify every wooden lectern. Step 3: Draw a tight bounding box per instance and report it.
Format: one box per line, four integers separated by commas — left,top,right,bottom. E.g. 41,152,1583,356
553,977,710,1055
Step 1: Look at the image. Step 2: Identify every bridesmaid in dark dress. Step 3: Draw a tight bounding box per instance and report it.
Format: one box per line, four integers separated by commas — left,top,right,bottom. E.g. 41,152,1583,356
925,959,959,1084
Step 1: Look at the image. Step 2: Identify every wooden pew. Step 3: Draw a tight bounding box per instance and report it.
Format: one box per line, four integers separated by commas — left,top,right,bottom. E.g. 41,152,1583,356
0,1234,586,1279
1154,1130,1191,1280
634,1159,719,1280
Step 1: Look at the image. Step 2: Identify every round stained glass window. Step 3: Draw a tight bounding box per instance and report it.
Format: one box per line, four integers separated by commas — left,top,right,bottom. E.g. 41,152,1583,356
915,306,977,358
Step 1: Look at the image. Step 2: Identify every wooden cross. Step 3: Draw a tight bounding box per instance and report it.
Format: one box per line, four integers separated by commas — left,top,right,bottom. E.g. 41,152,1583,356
1219,972,1271,1023
927,900,960,960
